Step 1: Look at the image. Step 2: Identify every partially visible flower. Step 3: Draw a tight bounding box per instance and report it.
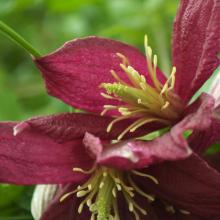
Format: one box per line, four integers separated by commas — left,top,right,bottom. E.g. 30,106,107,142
0,0,220,219
209,69,220,118
31,185,58,220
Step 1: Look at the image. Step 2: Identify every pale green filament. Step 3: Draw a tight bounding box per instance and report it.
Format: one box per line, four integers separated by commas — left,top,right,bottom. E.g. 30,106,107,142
60,167,158,220
100,35,184,140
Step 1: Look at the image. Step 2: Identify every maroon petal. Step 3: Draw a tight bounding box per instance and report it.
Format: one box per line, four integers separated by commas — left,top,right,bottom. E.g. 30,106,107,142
84,94,214,170
205,152,220,172
117,194,159,220
14,113,157,142
34,36,166,115
173,0,220,102
183,93,218,154
167,215,206,220
83,124,192,171
189,118,220,154
150,200,206,220
0,122,91,185
137,154,220,218
40,184,90,220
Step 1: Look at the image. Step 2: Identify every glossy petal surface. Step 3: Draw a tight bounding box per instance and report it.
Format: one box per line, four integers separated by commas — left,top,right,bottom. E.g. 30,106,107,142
173,0,220,101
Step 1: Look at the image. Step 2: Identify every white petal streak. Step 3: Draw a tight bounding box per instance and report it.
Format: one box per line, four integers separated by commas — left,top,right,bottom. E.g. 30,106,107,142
209,71,220,108
31,184,58,220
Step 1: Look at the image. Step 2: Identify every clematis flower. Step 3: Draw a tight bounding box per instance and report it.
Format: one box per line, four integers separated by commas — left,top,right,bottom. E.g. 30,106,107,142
0,0,220,219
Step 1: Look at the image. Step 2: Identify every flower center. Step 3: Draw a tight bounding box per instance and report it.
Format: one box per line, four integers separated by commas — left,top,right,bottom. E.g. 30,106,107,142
100,35,184,140
61,166,158,220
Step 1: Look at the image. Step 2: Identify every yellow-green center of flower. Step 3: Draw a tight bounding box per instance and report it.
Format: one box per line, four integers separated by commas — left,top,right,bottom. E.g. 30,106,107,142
61,166,158,220
100,35,184,140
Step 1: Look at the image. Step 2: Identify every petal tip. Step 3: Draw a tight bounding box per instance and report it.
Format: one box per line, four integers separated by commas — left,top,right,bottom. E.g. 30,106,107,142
13,122,30,136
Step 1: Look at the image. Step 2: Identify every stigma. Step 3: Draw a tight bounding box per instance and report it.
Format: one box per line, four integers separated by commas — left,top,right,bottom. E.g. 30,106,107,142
60,166,158,220
100,35,184,140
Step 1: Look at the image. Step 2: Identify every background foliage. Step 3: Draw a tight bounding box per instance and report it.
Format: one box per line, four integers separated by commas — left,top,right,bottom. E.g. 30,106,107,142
0,0,178,219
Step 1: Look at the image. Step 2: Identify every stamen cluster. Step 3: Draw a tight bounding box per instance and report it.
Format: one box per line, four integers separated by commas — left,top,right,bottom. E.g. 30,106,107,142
101,36,184,140
61,166,158,220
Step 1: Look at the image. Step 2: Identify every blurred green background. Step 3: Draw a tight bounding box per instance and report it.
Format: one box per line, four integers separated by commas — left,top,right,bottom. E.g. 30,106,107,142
0,0,178,219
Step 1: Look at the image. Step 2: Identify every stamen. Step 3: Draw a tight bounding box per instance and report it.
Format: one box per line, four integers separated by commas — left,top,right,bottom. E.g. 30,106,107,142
100,92,118,100
165,205,175,214
107,115,131,133
110,70,128,85
120,64,142,88
168,66,176,91
78,203,84,213
116,52,130,66
117,117,165,141
180,209,191,215
128,175,155,202
73,164,96,174
100,108,109,116
90,213,95,220
116,184,122,191
61,166,159,219
133,209,141,220
160,66,176,97
132,200,148,215
144,35,162,90
101,36,183,139
129,117,164,132
129,202,134,212
161,101,170,110
99,181,104,189
77,190,90,197
101,105,119,116
113,198,120,219
60,190,77,202
131,170,159,184
112,187,117,197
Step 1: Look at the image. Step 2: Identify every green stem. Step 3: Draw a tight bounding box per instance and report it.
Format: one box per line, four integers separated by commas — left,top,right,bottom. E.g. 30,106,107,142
0,20,41,57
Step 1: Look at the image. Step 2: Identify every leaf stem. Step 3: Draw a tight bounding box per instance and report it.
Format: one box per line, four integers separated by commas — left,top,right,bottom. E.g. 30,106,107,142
0,20,41,57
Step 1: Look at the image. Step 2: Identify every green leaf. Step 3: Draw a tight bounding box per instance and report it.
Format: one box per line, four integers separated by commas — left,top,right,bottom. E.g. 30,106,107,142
0,185,24,208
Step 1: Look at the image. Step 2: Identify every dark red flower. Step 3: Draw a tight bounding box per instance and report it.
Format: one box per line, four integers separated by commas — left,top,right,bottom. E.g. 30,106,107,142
0,0,220,219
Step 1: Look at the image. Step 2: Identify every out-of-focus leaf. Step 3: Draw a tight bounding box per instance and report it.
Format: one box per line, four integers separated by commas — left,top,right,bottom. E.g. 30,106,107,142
0,69,23,120
0,185,24,208
206,143,220,155
45,0,98,12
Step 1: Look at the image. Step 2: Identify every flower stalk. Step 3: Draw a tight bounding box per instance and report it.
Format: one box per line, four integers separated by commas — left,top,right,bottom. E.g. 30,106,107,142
0,20,41,57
